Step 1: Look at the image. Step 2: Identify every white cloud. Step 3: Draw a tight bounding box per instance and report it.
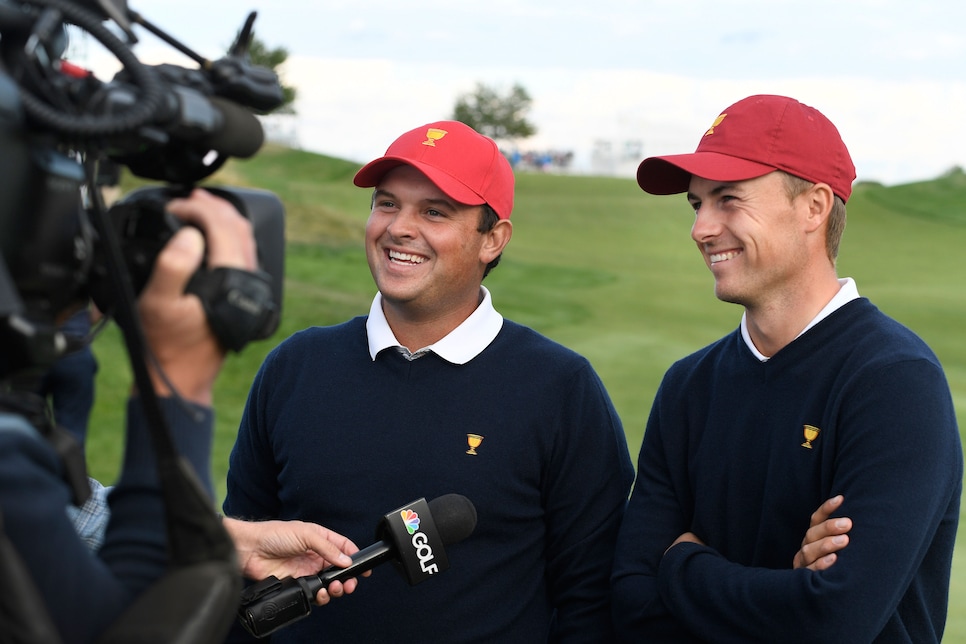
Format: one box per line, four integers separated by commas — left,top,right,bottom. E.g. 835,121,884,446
282,56,966,185
62,0,966,185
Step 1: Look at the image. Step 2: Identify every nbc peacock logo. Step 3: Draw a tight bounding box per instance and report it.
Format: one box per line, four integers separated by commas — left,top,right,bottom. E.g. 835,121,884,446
400,509,420,535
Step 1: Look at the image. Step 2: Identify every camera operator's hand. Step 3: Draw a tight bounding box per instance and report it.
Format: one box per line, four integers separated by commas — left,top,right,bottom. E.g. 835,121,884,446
223,517,364,604
136,189,257,405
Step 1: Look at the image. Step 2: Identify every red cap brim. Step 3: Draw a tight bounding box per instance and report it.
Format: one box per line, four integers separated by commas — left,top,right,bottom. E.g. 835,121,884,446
354,157,488,208
637,152,778,195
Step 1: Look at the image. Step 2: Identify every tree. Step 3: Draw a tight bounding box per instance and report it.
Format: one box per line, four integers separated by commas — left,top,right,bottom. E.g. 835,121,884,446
452,83,536,142
248,37,297,115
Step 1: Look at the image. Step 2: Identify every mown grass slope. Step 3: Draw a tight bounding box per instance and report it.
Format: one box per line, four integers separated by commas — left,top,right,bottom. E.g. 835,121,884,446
87,147,966,640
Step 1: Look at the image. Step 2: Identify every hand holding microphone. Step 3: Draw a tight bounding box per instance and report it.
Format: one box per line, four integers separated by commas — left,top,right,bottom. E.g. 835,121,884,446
237,494,477,638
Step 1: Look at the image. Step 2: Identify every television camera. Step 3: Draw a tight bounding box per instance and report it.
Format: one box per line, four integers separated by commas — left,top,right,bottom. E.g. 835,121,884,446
0,0,286,383
0,1,288,640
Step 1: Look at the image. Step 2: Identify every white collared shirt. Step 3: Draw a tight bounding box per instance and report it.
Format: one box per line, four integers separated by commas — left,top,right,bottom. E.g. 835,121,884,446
741,277,861,362
366,286,504,364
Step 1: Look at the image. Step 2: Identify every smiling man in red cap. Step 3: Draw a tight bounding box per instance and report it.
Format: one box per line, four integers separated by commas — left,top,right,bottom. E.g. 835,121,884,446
223,120,634,642
611,95,962,642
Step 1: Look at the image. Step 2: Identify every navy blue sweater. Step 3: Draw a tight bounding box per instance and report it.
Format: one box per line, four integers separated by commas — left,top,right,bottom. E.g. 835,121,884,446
224,317,635,642
0,397,214,643
612,298,962,643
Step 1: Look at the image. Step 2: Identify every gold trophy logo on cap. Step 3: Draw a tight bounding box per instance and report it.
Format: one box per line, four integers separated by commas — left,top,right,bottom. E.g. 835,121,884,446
422,128,447,146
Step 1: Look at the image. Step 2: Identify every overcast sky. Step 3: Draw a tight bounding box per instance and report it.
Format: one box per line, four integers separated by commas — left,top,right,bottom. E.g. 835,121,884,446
77,0,966,185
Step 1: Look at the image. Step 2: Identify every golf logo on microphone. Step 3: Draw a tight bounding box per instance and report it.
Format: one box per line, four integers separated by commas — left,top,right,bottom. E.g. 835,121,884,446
401,509,420,533
383,498,450,583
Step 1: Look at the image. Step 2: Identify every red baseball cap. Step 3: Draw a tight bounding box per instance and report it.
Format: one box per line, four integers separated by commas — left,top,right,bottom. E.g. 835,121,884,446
354,120,515,219
637,95,856,202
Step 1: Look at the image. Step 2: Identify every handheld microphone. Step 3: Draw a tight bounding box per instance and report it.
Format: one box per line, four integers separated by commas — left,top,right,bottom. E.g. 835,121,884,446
237,494,477,638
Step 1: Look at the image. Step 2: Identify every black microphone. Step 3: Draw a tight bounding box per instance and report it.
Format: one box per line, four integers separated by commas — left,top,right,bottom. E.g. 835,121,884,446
90,76,265,183
197,96,264,159
237,494,477,638
149,86,264,159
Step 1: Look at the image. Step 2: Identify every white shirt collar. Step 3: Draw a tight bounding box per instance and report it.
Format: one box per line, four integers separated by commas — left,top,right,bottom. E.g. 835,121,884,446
741,277,860,362
366,286,504,364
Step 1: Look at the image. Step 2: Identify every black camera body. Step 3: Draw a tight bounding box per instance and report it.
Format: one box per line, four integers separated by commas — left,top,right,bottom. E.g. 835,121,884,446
102,186,285,311
97,185,285,352
0,0,288,378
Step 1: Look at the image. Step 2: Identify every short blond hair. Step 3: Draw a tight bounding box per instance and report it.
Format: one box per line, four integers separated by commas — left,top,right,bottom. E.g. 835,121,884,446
781,172,847,265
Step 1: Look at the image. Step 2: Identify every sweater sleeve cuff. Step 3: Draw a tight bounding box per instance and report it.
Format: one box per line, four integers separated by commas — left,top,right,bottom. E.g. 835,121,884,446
119,396,215,496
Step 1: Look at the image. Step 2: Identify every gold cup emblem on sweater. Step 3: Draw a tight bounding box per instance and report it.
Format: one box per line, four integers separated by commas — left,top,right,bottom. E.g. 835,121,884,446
466,434,483,455
801,424,821,449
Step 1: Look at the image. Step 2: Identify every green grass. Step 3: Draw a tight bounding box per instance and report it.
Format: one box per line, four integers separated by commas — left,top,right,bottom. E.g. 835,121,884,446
86,149,966,640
